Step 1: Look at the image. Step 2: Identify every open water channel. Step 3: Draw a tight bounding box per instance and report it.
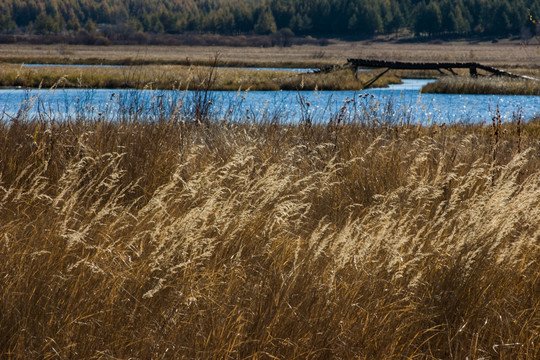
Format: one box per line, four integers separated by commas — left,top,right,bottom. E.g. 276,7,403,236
1,75,539,124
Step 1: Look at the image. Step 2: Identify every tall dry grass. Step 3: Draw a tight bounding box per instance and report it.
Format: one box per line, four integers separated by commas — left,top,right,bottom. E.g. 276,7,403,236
423,75,540,95
0,63,399,90
1,99,539,359
2,40,540,69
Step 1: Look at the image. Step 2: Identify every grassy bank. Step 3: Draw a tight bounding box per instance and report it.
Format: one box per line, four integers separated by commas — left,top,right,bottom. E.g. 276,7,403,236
422,75,540,95
1,97,539,358
0,63,400,90
1,40,539,69
2,39,538,92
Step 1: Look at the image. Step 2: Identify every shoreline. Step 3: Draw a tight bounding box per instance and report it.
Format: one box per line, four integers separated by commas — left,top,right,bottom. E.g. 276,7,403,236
1,39,539,68
421,75,540,96
0,63,402,91
1,40,538,94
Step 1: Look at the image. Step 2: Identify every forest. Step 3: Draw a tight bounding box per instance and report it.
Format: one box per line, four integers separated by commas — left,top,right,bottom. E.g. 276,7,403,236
0,0,539,41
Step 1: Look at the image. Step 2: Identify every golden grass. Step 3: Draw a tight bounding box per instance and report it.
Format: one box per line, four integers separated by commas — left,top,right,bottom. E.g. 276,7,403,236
2,39,538,93
1,96,539,359
0,64,399,90
422,75,540,95
1,39,539,69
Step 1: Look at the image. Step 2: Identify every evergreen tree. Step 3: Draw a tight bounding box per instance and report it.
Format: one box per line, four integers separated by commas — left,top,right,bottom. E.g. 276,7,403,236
0,14,16,32
66,9,81,32
452,5,471,34
488,1,513,36
0,0,539,39
270,0,295,30
232,6,254,33
387,1,405,34
84,18,96,33
359,5,383,34
254,6,277,34
413,1,442,36
13,0,43,27
33,13,61,33
290,13,312,33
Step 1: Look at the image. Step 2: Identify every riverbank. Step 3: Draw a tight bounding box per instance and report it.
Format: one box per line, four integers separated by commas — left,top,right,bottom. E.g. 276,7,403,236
1,39,538,92
2,78,539,125
0,63,401,90
1,39,539,69
422,75,540,95
4,62,540,94
1,113,539,359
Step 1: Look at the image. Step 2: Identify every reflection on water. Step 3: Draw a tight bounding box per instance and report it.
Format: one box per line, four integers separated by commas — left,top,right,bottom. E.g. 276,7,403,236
0,79,538,124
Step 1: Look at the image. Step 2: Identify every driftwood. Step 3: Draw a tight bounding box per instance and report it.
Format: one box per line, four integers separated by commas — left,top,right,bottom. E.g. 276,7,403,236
346,58,538,89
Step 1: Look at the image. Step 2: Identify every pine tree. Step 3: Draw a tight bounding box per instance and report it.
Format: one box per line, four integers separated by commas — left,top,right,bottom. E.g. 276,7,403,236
414,1,442,36
254,6,277,34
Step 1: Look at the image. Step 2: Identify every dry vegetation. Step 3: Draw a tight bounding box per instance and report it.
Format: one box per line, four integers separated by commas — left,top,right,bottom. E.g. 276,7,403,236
422,75,540,95
0,63,399,91
1,93,539,359
1,39,540,68
1,39,539,93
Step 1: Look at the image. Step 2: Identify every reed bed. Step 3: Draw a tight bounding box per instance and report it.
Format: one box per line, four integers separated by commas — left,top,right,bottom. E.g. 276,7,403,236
0,95,539,359
422,75,540,95
2,40,540,69
0,64,399,91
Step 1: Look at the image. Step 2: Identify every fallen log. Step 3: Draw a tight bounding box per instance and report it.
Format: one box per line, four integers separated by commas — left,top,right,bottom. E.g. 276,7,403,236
346,58,538,88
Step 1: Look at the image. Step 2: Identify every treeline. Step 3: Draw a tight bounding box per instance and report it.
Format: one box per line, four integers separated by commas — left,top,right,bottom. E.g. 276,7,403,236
0,0,539,40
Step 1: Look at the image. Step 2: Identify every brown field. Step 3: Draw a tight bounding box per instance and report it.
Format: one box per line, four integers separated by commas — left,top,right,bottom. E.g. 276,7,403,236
0,63,400,91
1,39,539,92
0,93,539,358
1,38,539,69
0,40,539,358
422,75,540,95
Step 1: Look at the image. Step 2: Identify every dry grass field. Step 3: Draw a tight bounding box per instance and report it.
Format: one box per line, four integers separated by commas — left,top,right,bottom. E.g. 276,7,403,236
0,63,400,90
1,39,539,92
1,38,539,68
0,93,539,358
422,75,540,95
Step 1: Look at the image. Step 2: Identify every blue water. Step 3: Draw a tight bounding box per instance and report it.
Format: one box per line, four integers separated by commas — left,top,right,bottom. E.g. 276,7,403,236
0,79,538,124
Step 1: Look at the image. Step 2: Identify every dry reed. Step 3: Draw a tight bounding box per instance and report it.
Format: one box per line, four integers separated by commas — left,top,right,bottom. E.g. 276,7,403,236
2,40,540,69
0,64,399,91
0,98,539,359
422,75,540,95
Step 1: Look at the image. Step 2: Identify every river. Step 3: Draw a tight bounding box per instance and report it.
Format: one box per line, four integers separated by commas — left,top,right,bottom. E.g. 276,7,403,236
1,79,538,124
